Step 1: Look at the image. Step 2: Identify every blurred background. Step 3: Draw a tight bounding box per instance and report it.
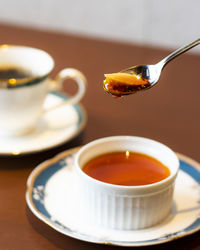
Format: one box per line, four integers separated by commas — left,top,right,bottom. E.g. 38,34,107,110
0,0,199,53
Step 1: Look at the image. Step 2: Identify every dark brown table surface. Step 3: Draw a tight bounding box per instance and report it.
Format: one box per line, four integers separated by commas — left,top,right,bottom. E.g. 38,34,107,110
0,23,199,250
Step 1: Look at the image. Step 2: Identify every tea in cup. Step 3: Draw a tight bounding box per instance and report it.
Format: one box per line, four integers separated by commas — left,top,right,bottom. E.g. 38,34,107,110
75,136,179,230
0,45,87,136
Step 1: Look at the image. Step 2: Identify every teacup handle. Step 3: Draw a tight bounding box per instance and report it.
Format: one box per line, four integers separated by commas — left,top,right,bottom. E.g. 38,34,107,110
45,68,87,112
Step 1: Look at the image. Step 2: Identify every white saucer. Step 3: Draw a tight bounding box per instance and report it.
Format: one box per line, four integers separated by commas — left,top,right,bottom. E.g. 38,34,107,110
26,147,200,247
0,92,86,156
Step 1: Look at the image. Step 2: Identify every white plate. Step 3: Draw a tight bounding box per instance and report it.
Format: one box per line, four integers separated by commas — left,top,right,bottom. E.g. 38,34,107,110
26,148,200,247
0,92,86,155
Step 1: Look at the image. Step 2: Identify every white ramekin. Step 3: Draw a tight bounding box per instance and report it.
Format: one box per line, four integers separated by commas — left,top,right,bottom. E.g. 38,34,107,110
75,136,179,230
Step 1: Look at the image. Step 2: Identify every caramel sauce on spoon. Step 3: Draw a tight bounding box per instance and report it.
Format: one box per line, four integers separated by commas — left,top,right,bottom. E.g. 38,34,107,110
103,72,151,97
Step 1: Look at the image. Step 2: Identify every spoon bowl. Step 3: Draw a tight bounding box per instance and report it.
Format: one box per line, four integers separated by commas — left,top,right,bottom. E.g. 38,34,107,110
121,64,161,86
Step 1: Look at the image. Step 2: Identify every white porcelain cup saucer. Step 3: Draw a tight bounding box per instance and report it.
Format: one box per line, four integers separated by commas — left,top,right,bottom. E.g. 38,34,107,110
26,147,200,247
0,92,86,156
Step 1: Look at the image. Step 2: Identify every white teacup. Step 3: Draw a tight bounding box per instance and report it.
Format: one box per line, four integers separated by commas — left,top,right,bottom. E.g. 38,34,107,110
75,136,179,230
0,45,87,136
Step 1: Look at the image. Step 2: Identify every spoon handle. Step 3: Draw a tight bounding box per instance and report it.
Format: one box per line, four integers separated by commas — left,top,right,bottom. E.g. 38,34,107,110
158,38,200,68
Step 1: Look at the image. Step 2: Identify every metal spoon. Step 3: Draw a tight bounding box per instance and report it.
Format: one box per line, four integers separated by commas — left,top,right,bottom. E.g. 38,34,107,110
104,38,200,96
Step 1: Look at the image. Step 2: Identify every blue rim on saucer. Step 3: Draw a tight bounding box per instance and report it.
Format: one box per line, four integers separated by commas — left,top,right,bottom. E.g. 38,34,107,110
26,148,200,247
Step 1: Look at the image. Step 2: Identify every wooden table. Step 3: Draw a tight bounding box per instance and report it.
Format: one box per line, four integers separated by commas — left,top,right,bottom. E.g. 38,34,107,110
0,23,199,250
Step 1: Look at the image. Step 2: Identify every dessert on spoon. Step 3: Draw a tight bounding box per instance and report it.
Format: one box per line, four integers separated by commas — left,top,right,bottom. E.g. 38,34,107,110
104,38,200,97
